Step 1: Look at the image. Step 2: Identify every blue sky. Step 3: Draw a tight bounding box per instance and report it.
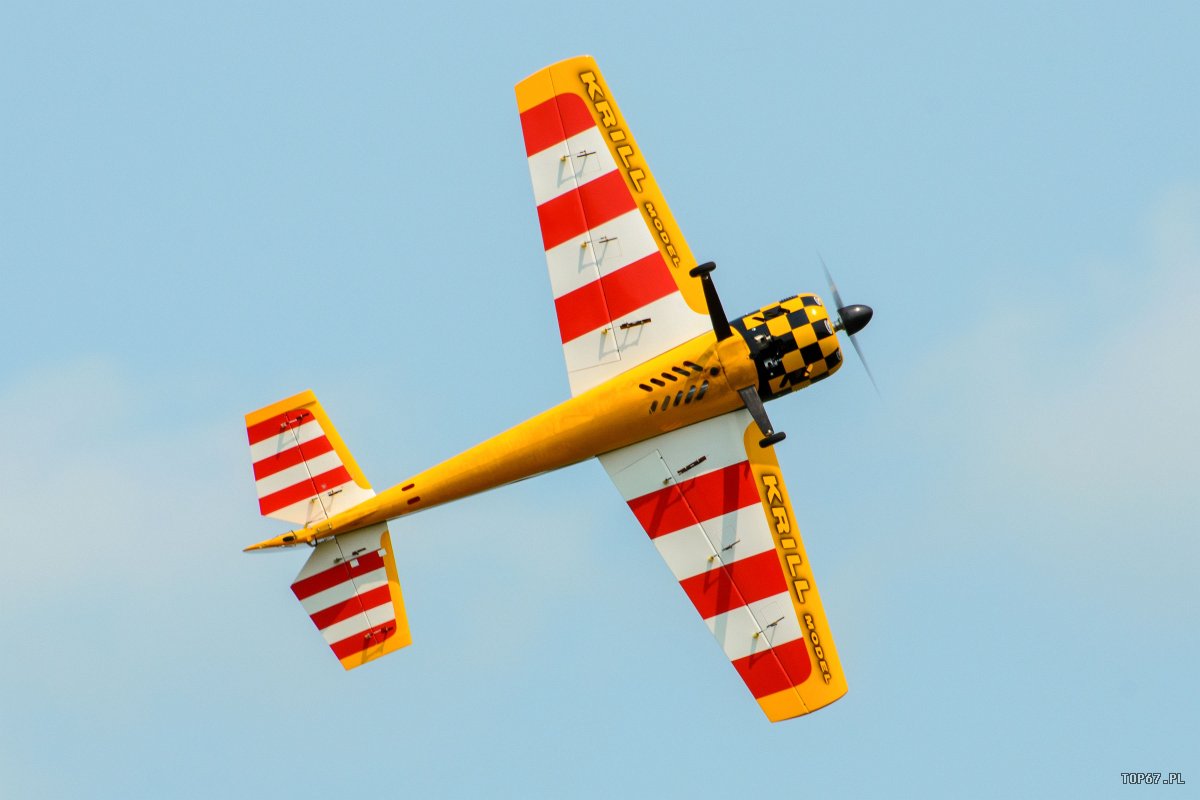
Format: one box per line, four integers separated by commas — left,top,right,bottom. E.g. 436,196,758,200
2,2,1197,797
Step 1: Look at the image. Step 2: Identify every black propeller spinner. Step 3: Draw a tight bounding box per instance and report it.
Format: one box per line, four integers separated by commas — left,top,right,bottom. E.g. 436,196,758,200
835,304,873,336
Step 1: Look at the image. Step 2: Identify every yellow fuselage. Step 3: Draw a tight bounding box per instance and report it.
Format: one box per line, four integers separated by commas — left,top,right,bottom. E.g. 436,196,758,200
248,294,841,550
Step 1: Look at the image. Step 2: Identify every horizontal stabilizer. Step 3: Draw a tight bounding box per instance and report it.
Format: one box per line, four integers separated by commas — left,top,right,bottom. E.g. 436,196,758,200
246,390,375,526
291,523,412,669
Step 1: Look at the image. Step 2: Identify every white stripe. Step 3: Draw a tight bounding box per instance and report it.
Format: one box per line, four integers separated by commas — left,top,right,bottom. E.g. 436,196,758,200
294,536,345,581
565,294,710,395
561,319,622,372
292,525,386,582
255,453,344,501
652,411,756,483
602,411,756,496
254,449,344,498
249,419,325,464
528,126,615,206
652,506,774,583
319,599,396,646
361,593,398,628
601,447,670,501
297,567,388,618
706,592,804,662
268,494,327,526
264,479,373,525
696,501,776,564
544,208,659,299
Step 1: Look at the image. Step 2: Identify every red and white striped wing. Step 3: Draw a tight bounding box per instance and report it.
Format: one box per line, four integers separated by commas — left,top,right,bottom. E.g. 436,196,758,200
291,523,412,670
246,390,375,527
516,57,711,396
599,410,848,721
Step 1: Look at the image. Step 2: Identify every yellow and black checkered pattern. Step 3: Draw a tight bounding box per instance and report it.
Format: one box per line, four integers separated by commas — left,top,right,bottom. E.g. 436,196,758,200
731,294,844,399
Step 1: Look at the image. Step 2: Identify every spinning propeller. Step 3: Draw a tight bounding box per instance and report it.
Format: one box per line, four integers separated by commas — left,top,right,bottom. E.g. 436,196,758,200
820,255,878,396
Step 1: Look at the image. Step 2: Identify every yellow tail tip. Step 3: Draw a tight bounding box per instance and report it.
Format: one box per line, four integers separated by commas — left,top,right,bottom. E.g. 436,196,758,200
243,531,307,552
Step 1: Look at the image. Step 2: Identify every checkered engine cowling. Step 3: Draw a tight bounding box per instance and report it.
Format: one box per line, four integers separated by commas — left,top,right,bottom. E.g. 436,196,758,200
730,294,844,399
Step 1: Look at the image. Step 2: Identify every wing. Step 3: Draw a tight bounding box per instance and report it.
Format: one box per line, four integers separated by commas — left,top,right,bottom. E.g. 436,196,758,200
516,56,711,396
599,410,847,721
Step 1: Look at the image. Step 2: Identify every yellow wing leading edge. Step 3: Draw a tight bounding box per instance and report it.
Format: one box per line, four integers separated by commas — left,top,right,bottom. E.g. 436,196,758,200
741,421,847,718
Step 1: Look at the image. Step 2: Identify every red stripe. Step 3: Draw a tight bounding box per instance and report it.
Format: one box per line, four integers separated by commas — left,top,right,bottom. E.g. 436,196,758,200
252,435,334,481
554,251,677,343
600,251,677,322
578,169,637,235
555,277,609,343
678,549,787,620
247,408,314,446
537,169,635,251
329,620,398,660
520,93,594,157
291,549,386,601
307,585,392,631
627,461,759,539
258,464,352,516
536,185,586,252
731,637,813,699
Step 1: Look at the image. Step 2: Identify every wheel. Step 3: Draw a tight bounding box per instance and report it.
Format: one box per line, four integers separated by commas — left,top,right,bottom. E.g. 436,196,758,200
759,431,786,448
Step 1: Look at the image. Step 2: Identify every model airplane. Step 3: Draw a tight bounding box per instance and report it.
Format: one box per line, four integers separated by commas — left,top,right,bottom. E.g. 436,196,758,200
244,55,873,722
